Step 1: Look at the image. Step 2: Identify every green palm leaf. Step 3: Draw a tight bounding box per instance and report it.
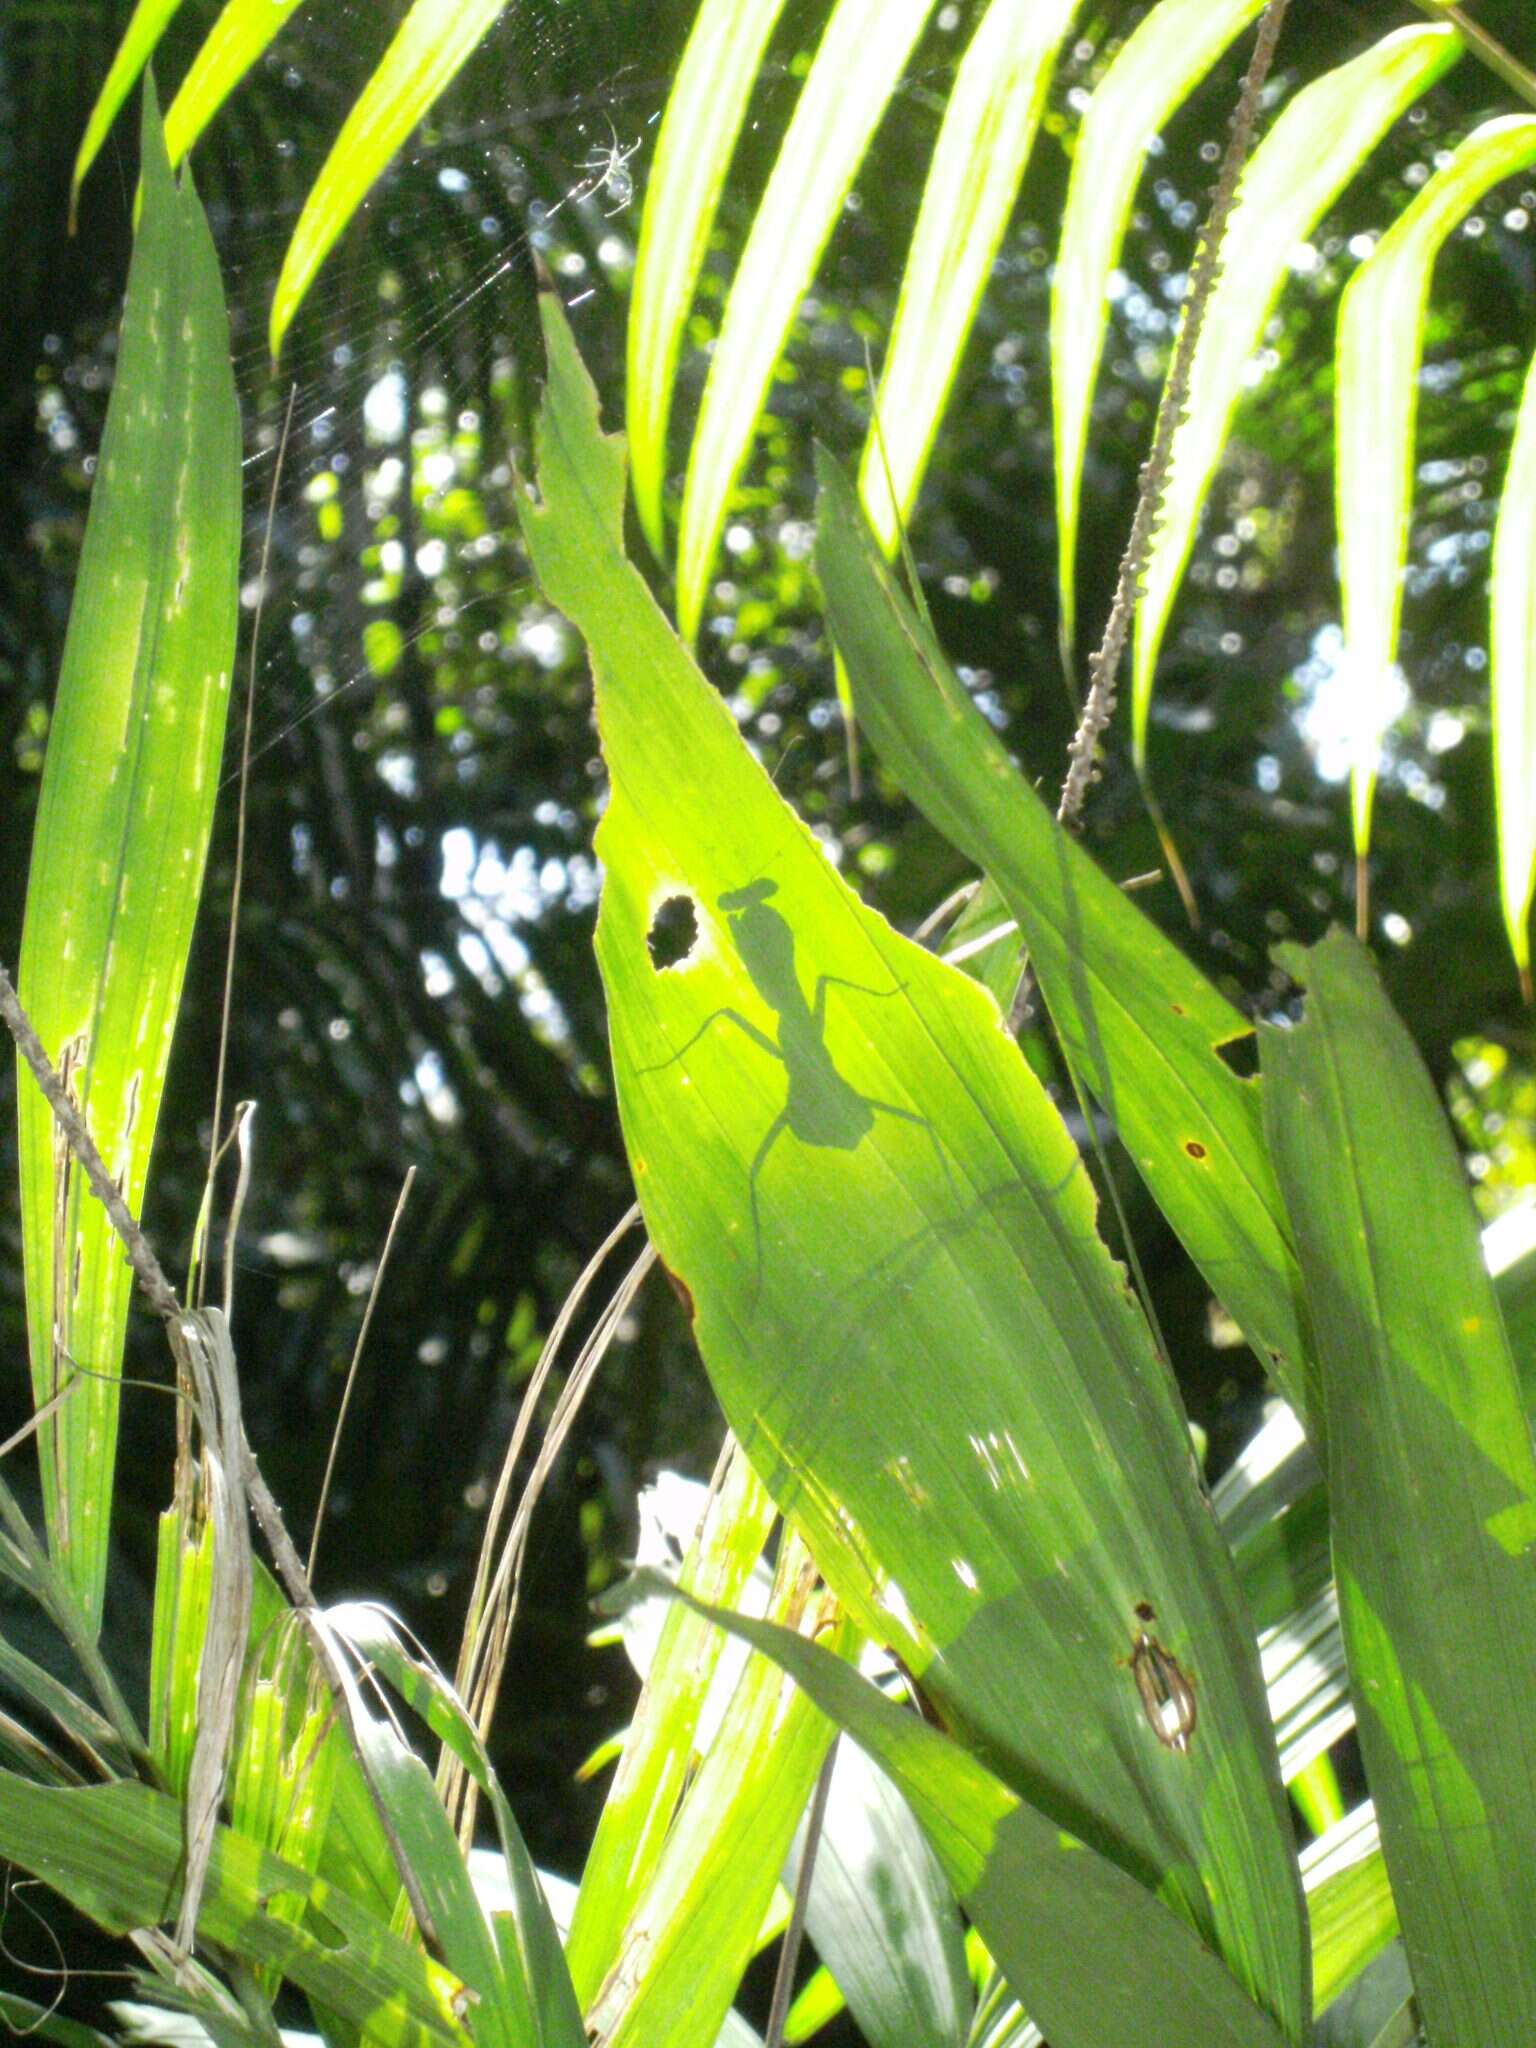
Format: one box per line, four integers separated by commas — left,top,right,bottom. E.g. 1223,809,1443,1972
1052,0,1267,661
1130,23,1459,771
270,0,515,360
1262,930,1536,2044
628,0,790,560
622,1576,1295,2048
17,79,240,1633
70,0,187,221
855,0,1077,554
519,282,1308,2037
1336,115,1536,929
674,0,937,640
164,0,309,170
814,449,1315,1422
1491,344,1536,996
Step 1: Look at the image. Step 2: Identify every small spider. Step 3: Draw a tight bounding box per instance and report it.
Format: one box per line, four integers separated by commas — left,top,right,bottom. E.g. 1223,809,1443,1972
558,119,643,219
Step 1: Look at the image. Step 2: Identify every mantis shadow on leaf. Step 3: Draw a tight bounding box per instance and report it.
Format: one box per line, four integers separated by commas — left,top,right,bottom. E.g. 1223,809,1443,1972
638,877,954,1298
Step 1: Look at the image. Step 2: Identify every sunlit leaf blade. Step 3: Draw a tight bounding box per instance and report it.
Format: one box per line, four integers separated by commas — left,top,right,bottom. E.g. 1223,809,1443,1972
628,0,789,561
1260,929,1536,2045
148,1509,215,1799
613,1576,1292,2048
0,1473,144,1761
0,1774,466,2042
675,0,937,640
587,1537,848,2048
791,1728,973,2048
1337,115,1536,879
521,285,1307,2037
324,1601,586,2048
310,1634,548,2048
1488,347,1536,994
855,0,1076,554
1305,1832,1399,2019
18,81,240,1635
783,1966,845,2044
270,0,512,360
567,1441,776,2000
814,451,1315,1425
163,0,308,170
70,1,185,222
1130,24,1459,770
1051,0,1266,661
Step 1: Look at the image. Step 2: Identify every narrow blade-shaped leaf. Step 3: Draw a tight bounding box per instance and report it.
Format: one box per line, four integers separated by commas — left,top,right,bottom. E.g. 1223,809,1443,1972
18,81,240,1634
567,1441,775,1999
1131,24,1459,769
791,1731,973,2048
675,0,937,640
1486,341,1536,992
613,1576,1292,2048
1052,0,1267,659
587,1537,848,2048
0,1774,466,2043
70,2,185,221
520,285,1307,2036
815,449,1315,1423
325,1600,586,2048
1260,929,1536,2044
628,0,789,560
1305,1828,1399,2021
270,0,512,360
855,0,1077,553
164,0,308,171
1337,115,1536,870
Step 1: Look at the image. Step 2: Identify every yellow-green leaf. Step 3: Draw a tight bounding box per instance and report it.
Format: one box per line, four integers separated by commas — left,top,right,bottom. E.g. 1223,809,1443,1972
1492,344,1536,996
164,0,308,170
1336,115,1536,874
856,0,1077,553
70,0,186,222
0,1773,466,2044
621,1576,1295,2048
675,0,937,641
270,0,513,360
814,448,1316,1426
628,0,790,561
1131,24,1459,770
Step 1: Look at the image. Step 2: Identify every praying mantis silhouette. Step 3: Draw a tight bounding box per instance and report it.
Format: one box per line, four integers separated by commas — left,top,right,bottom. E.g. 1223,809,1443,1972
639,876,953,1298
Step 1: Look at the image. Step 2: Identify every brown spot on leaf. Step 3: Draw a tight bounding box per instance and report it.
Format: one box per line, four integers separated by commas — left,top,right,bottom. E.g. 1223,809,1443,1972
1185,1140,1207,1160
662,1263,695,1323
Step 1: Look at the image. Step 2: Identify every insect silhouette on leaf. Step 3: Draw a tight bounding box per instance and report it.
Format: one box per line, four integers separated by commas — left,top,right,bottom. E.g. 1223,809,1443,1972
639,877,952,1297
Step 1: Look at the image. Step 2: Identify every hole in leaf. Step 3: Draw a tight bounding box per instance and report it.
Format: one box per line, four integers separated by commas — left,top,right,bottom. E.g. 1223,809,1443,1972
1215,1032,1258,1078
647,894,698,971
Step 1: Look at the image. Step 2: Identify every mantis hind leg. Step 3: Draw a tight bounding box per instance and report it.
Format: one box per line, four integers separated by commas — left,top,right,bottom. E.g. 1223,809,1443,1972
863,1094,959,1203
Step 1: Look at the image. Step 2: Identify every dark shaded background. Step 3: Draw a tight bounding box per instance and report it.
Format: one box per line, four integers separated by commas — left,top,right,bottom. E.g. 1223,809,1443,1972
2,0,1534,2025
